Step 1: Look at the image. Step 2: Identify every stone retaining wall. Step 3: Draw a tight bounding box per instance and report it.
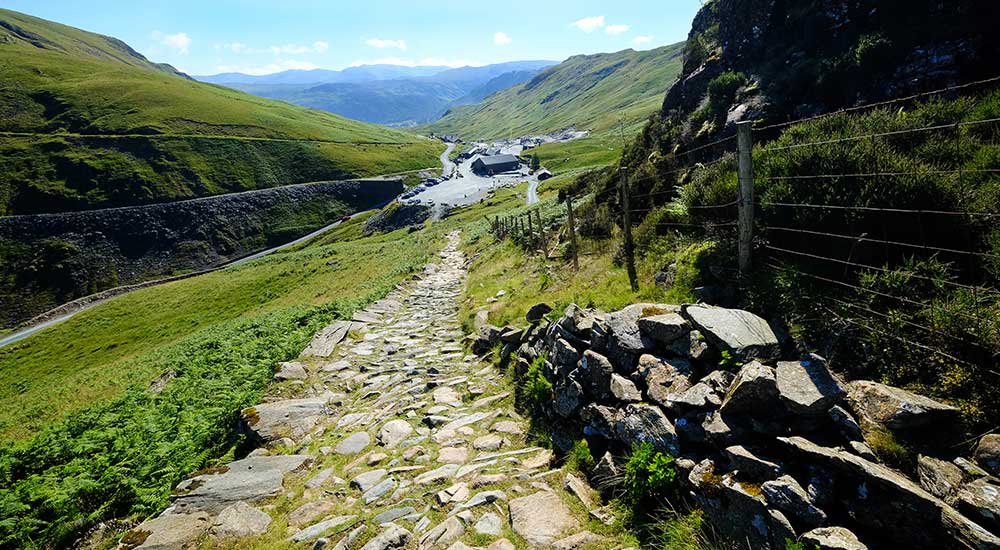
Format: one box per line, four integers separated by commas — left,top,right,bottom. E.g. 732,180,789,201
472,302,1000,549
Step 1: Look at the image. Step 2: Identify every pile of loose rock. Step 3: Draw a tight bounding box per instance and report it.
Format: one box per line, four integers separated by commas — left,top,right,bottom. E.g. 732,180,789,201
473,302,1000,549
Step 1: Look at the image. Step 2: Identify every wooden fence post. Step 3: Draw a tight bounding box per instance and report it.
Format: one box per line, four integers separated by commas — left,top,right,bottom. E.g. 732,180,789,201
621,167,639,292
737,121,755,277
527,213,534,253
567,195,579,271
536,209,545,256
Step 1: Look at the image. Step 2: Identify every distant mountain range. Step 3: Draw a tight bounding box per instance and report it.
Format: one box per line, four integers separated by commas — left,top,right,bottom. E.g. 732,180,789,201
195,61,558,126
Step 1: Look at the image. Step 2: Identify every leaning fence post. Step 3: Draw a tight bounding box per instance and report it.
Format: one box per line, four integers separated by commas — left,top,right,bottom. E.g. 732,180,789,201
736,121,755,277
567,195,579,271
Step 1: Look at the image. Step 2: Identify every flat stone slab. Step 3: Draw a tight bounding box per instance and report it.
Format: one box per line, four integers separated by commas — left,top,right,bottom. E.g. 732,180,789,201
170,454,310,515
240,396,330,444
509,491,581,546
336,432,372,455
379,419,414,448
301,320,361,358
682,305,779,361
846,380,959,431
131,511,212,549
776,356,845,415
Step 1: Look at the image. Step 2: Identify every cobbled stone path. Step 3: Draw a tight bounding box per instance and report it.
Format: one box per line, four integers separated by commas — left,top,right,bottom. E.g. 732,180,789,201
125,232,616,550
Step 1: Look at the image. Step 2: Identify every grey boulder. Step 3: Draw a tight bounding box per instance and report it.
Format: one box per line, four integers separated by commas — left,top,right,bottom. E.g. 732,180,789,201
974,434,1000,477
720,362,779,416
775,355,845,416
846,380,959,432
800,526,869,550
761,475,828,526
681,305,779,361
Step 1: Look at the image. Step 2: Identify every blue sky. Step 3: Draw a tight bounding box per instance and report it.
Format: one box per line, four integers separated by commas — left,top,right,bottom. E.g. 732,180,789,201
3,0,703,75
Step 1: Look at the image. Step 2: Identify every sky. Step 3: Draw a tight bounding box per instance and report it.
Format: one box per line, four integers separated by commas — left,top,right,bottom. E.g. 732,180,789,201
1,0,703,75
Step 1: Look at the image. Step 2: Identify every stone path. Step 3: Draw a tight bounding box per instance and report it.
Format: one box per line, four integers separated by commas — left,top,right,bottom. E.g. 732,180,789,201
123,232,616,550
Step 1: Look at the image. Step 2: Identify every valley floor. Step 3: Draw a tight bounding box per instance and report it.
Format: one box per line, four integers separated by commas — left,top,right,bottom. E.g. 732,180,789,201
120,232,625,550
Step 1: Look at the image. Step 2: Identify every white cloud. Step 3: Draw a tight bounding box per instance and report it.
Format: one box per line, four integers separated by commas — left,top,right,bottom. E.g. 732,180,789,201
152,31,191,55
605,24,630,36
493,31,512,46
223,42,249,54
270,44,313,55
365,38,407,50
216,59,320,76
347,57,485,69
313,41,329,53
570,15,605,33
633,35,655,45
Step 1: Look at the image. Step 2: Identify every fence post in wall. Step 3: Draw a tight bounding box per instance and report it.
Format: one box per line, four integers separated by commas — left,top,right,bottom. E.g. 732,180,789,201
567,195,579,271
736,121,755,278
620,167,639,292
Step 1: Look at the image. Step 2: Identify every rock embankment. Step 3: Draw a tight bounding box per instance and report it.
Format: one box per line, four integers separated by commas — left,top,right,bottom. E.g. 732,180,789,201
472,302,1000,549
0,179,402,327
116,232,616,550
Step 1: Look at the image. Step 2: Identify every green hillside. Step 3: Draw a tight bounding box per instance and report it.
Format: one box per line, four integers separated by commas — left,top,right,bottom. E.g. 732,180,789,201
422,43,685,140
0,9,440,215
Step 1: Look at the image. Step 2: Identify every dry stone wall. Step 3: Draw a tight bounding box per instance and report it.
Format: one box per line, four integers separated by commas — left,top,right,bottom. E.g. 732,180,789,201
473,302,1000,549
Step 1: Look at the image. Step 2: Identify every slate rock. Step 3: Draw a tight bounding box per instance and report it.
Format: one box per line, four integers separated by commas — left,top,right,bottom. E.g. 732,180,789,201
778,436,1000,548
801,526,869,550
240,397,330,444
129,512,212,550
474,512,504,536
846,380,959,431
776,355,845,416
336,432,372,455
560,304,596,337
509,491,581,546
374,507,417,525
974,434,1000,477
917,455,964,500
578,350,615,402
378,419,414,448
291,515,357,543
610,374,642,402
552,338,581,372
351,469,388,492
719,361,779,416
724,445,782,481
604,304,677,371
637,313,690,345
613,403,679,456
526,303,553,323
761,475,827,526
828,405,864,442
954,478,1000,534
170,455,310,515
210,501,272,538
361,524,412,550
274,361,309,381
419,515,464,549
636,354,692,408
681,305,779,361
553,379,585,418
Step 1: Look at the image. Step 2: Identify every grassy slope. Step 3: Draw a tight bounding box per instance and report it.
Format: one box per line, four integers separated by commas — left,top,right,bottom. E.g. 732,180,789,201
420,43,684,140
0,8,439,214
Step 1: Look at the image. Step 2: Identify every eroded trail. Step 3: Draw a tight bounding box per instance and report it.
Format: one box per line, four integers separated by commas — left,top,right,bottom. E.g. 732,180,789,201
124,232,615,550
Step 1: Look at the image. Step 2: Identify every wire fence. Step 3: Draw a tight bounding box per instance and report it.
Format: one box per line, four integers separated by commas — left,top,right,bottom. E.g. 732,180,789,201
488,76,1000,392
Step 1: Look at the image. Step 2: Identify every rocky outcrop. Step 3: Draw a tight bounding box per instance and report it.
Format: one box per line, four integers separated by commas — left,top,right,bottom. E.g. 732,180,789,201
1,179,403,327
471,301,1000,549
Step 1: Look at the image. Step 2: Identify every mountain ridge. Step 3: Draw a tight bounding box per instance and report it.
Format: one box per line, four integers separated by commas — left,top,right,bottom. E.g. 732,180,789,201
421,44,686,139
0,8,439,216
